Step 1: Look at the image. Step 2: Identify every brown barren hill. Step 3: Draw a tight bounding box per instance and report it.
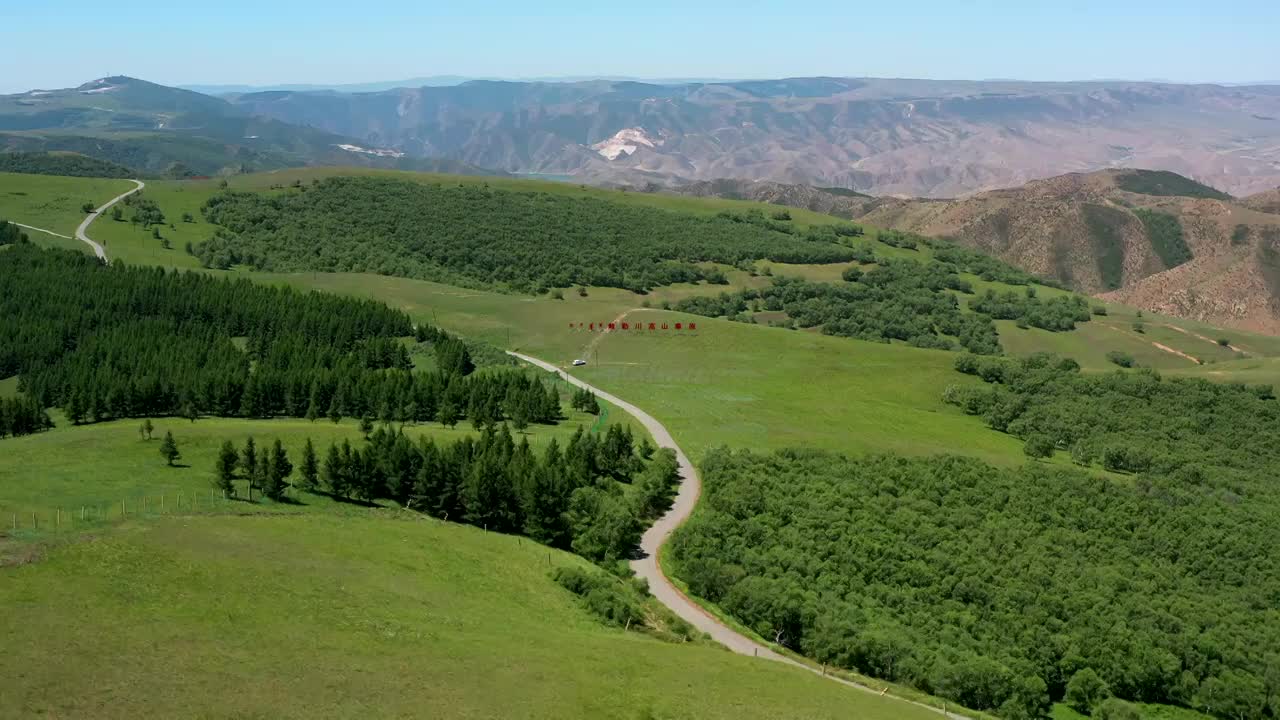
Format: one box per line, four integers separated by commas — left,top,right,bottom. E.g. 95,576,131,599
1243,187,1280,215
673,169,1280,334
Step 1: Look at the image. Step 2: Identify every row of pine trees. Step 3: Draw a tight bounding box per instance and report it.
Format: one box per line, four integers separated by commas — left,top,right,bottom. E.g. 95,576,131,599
211,423,678,563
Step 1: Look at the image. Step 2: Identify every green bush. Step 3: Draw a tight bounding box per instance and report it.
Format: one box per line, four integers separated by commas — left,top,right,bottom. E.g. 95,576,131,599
553,566,644,628
1065,668,1111,714
1106,350,1135,368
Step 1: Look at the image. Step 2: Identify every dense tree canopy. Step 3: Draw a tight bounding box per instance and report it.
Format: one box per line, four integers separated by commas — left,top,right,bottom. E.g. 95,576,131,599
675,261,1002,353
673,445,1280,720
967,289,1093,331
192,177,859,293
0,245,557,435
307,423,680,563
946,353,1278,478
925,238,1058,287
0,151,135,178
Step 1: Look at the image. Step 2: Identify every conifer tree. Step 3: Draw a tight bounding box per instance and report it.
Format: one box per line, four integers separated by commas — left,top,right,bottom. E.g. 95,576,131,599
140,418,154,440
304,389,320,422
215,440,238,496
439,397,460,429
299,438,319,491
263,438,292,500
322,442,344,498
65,391,84,425
240,436,258,490
159,431,180,466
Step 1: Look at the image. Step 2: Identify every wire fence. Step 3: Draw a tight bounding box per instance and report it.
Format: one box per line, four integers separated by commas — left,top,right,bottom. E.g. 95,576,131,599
4,488,238,539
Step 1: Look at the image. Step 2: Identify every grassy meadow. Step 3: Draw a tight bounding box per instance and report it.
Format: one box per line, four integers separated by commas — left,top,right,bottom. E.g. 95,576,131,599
0,512,944,720
0,172,134,253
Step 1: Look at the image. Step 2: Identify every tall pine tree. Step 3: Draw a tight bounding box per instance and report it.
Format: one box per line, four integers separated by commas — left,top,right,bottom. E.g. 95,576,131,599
299,438,319,491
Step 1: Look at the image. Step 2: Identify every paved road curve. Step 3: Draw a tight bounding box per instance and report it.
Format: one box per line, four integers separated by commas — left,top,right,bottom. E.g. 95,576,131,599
75,179,145,261
507,351,957,717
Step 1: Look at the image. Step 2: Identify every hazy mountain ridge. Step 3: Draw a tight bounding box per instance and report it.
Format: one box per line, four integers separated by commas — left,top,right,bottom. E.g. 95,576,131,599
225,76,1280,197
0,77,497,177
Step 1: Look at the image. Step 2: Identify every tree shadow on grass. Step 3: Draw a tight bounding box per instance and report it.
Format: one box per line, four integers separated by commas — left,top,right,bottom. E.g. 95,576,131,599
307,489,380,509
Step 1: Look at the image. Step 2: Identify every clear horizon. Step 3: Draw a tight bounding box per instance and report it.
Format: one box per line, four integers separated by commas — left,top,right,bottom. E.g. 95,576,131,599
2,0,1278,94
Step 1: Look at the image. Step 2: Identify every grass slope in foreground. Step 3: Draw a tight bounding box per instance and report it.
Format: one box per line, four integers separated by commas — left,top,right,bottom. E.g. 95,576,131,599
0,511,941,720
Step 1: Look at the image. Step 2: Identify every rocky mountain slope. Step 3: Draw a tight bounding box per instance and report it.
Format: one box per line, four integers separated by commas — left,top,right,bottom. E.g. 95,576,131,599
226,77,1280,197
1243,187,1280,215
670,170,1280,334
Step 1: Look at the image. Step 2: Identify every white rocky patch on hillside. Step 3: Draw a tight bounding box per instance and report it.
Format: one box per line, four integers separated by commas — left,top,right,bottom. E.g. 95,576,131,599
334,143,405,158
590,128,663,160
80,78,121,94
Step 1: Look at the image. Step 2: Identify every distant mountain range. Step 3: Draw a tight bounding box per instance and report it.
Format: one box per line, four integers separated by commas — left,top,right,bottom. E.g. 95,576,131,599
9,75,1280,198
673,170,1280,334
219,76,1280,198
0,76,497,177
181,76,740,95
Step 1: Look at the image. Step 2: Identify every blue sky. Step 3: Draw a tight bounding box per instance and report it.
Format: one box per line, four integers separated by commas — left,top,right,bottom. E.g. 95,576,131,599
2,0,1277,93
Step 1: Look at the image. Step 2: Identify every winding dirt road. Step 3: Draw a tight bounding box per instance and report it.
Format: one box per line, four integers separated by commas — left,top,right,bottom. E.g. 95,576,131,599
508,350,957,717
75,179,145,261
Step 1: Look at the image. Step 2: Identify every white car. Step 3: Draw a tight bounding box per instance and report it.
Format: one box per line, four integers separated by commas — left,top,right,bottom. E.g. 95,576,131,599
572,359,587,366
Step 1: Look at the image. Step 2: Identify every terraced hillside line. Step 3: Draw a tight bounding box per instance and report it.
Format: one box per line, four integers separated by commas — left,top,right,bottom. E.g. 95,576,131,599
506,350,958,718
76,179,145,261
1103,325,1201,364
1163,323,1248,354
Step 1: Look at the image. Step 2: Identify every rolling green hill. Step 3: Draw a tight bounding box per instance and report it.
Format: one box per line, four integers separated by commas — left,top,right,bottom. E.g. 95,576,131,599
3,166,1279,720
1,510,938,720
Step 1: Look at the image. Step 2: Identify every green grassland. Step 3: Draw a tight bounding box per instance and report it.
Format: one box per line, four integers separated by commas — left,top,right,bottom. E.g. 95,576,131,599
0,172,133,240
574,310,1037,464
244,268,1280,463
245,269,1036,465
0,511,940,720
85,179,206,268
72,166,1280,381
7,165,1267,463
3,166,1278,720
